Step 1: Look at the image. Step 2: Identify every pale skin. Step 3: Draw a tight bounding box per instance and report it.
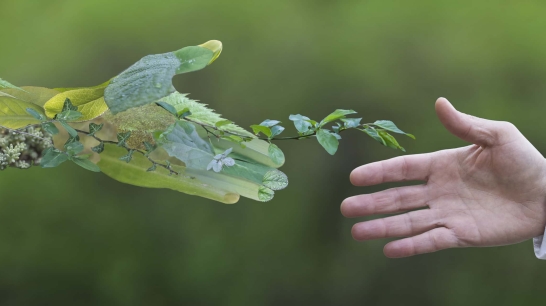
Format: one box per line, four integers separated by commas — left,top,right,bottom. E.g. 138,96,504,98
341,98,546,258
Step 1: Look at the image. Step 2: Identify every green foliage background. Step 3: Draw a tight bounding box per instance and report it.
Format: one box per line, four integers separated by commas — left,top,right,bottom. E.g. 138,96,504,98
1,0,546,304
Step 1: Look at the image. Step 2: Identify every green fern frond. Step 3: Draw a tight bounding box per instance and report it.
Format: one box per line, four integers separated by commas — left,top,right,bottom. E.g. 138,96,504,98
162,92,254,138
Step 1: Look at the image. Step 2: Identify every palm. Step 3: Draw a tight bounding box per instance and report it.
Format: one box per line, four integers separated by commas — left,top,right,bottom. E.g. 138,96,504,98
428,141,546,246
342,98,546,257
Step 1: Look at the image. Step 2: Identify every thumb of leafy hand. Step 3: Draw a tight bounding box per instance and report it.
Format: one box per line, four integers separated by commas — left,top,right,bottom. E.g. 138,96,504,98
344,97,546,258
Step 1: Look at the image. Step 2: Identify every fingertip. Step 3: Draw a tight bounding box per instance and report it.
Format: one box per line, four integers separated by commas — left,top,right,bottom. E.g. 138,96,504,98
340,196,365,218
349,167,360,186
436,97,449,104
435,97,453,114
435,96,463,132
383,241,410,258
340,198,349,217
351,223,365,241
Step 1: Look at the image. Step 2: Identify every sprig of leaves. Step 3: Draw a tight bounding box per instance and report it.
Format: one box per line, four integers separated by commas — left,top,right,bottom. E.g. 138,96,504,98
22,99,100,172
247,110,414,155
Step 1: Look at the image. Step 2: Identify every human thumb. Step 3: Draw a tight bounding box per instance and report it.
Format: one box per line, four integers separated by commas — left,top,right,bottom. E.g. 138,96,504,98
435,97,506,147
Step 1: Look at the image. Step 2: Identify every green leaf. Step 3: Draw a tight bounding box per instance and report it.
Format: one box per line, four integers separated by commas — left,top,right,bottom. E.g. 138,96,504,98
104,42,219,114
361,127,385,145
147,163,157,172
0,91,15,99
341,118,362,128
174,45,215,74
263,170,289,191
105,53,179,114
64,141,84,155
65,135,80,146
43,83,109,120
98,143,239,204
91,142,105,153
373,120,415,139
143,141,156,154
40,148,69,168
72,157,101,172
62,98,78,112
26,108,45,120
156,101,178,116
259,119,281,127
0,86,59,107
250,125,272,138
77,153,93,159
289,114,313,133
215,119,233,128
117,131,132,147
268,143,285,165
319,109,357,127
378,130,405,152
119,150,135,163
316,129,339,155
177,107,191,118
58,120,78,137
222,135,243,143
88,123,103,136
270,125,285,138
156,121,215,170
65,135,80,147
258,186,275,202
220,159,288,191
0,96,47,129
0,78,24,91
41,122,59,135
56,110,83,121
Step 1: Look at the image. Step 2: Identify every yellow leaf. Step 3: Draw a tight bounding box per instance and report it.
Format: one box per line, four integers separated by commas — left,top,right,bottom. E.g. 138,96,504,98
44,81,110,121
198,40,223,64
0,96,46,129
54,79,111,93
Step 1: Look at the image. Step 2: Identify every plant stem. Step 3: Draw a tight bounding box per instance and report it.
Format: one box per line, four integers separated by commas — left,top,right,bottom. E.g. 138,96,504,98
182,117,371,142
75,129,179,175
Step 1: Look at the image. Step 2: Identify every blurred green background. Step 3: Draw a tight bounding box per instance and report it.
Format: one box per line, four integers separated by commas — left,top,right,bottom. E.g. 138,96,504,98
1,0,546,304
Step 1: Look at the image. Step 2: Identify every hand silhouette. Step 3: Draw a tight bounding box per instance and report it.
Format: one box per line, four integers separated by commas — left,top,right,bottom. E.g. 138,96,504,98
342,98,546,258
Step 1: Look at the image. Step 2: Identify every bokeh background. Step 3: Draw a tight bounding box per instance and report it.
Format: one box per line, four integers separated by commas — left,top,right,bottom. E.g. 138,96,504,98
1,0,546,304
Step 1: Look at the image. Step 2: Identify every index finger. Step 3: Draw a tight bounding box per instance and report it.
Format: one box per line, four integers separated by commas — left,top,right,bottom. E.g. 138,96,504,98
350,153,434,186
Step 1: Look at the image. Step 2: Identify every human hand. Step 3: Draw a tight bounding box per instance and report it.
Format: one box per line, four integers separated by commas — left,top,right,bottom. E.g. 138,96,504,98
341,98,546,258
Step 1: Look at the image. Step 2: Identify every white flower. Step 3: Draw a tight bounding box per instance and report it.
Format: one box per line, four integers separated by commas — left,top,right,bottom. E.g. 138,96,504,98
213,160,223,172
207,159,217,171
223,157,235,166
207,148,235,172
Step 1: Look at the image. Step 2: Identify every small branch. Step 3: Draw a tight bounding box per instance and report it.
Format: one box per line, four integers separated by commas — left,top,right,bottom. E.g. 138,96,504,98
75,129,117,145
75,129,179,175
181,117,373,142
